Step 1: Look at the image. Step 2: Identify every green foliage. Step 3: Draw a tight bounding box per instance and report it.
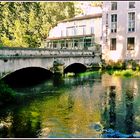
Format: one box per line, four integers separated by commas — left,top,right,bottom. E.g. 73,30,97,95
73,2,84,15
0,43,3,47
106,60,126,70
0,81,16,105
112,69,140,77
0,2,75,48
90,1,103,7
125,59,140,70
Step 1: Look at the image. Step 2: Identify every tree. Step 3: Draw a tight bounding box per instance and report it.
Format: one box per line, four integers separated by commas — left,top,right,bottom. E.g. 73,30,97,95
0,2,75,48
90,1,103,8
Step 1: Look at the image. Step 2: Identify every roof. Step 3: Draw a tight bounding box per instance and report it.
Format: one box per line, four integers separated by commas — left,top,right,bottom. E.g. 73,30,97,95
61,13,102,23
46,34,95,41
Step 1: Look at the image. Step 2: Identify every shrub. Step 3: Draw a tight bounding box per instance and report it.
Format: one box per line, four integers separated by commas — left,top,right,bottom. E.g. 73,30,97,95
106,60,125,70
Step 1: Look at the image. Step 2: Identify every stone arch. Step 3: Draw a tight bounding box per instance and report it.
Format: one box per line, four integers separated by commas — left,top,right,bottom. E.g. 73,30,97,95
1,66,53,87
64,63,87,74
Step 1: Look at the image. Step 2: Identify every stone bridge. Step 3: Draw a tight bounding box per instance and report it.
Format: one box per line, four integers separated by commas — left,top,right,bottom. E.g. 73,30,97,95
0,47,102,79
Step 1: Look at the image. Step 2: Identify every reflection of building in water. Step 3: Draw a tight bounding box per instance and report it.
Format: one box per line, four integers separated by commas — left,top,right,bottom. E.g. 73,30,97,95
125,88,134,134
109,86,116,129
101,86,116,129
124,78,138,97
101,73,139,103
101,74,140,135
101,90,109,128
101,73,122,101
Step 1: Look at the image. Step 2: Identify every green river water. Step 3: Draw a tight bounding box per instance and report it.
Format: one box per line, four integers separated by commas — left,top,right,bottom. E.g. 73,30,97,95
0,72,140,138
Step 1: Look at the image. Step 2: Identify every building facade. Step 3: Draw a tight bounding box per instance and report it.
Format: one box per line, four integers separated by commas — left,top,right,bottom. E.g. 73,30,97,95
46,12,102,50
102,1,140,63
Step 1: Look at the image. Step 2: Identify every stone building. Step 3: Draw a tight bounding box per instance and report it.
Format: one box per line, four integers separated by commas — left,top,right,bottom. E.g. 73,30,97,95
102,1,140,63
46,11,102,51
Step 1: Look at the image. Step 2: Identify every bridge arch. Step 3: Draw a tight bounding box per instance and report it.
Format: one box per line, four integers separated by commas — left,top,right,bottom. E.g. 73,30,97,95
2,67,53,87
64,63,87,74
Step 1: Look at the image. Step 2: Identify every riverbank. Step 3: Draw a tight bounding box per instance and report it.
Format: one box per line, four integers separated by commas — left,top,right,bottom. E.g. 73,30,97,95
103,69,140,77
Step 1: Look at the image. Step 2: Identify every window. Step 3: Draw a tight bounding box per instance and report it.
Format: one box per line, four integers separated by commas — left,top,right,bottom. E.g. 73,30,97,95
53,42,57,48
91,27,94,34
61,40,65,48
84,38,91,47
111,14,117,33
128,12,135,32
74,40,78,47
61,30,63,37
66,26,75,36
129,2,135,8
110,38,116,50
80,25,86,35
127,37,135,50
77,25,86,35
111,2,117,10
74,27,77,36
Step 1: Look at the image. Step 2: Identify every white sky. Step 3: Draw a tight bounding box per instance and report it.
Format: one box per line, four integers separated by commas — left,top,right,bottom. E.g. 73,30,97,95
75,1,102,15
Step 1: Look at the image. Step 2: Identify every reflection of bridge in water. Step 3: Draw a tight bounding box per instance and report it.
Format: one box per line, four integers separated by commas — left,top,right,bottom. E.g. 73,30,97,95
0,47,102,80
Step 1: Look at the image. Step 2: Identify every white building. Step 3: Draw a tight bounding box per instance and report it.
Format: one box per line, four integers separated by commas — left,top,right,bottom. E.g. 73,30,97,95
46,11,102,50
102,1,140,63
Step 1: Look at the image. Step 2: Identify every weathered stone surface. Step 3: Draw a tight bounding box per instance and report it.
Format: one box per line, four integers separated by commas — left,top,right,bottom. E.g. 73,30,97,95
0,48,101,78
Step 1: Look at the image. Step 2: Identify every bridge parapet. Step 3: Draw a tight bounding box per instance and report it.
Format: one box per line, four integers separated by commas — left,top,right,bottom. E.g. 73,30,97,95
0,47,101,58
0,47,102,79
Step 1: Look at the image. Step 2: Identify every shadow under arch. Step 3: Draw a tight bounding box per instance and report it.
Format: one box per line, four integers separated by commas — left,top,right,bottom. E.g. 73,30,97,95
64,63,87,74
1,67,53,88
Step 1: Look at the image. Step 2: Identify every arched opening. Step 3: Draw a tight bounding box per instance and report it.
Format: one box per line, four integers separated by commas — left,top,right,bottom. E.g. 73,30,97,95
2,67,53,88
64,63,87,74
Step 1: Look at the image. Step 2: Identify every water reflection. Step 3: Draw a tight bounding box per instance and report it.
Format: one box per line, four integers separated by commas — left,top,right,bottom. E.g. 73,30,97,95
0,112,13,137
11,110,41,138
125,88,134,134
67,92,74,112
109,86,116,129
53,74,64,87
0,73,140,138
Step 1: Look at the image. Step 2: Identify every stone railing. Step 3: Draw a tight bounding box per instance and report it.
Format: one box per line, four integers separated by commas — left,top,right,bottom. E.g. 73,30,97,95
0,47,100,58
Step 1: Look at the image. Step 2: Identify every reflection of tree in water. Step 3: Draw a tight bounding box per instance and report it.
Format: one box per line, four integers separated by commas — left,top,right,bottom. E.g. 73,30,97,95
101,86,116,130
125,88,134,134
0,126,8,138
0,111,13,138
11,110,41,138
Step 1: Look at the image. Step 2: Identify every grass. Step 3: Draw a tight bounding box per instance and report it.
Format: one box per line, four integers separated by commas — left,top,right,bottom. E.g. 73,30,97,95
78,70,102,77
65,70,102,78
65,72,75,77
111,69,140,77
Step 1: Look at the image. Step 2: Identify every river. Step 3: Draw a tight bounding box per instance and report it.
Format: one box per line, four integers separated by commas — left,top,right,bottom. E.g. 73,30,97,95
0,71,140,138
